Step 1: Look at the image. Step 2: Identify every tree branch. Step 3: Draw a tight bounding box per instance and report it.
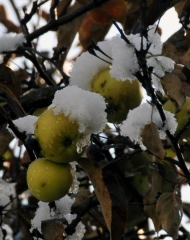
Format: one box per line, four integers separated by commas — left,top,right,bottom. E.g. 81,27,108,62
26,0,110,42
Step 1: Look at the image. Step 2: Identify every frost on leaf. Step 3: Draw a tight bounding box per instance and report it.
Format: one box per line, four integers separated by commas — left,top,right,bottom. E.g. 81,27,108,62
156,192,183,240
50,85,107,148
144,163,179,234
161,70,186,112
141,123,165,159
120,103,177,147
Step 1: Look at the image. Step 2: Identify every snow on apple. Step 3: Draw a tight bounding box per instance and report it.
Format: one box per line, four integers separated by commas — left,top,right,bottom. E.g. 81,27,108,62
70,25,174,97
51,85,107,136
69,41,111,90
120,103,177,146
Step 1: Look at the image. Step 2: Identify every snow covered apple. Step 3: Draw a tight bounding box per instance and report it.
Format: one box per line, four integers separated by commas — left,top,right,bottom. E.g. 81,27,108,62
35,107,85,163
69,39,143,123
91,68,142,123
34,86,107,163
27,158,73,202
163,98,190,140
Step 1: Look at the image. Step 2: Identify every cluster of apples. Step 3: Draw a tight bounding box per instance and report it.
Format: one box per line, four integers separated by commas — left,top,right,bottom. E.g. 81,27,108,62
26,85,108,202
26,65,143,202
26,107,82,202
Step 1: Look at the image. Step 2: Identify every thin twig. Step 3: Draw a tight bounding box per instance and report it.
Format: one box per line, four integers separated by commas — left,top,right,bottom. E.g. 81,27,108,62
26,0,110,42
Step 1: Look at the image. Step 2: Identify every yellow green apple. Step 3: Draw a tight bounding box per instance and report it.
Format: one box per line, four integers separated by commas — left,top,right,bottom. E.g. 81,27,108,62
163,97,190,162
27,158,73,202
163,97,190,138
91,68,142,123
34,107,85,163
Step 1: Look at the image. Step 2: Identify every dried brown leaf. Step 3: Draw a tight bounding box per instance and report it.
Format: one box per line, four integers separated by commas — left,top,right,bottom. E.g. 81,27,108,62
56,2,84,65
174,0,187,18
77,158,128,240
161,70,186,112
0,64,25,117
0,64,22,100
163,42,190,68
41,219,65,240
0,5,7,20
141,123,165,160
156,192,183,240
123,0,140,34
79,12,111,49
77,158,112,233
40,10,49,22
180,82,190,97
143,162,179,233
103,170,128,240
56,0,72,17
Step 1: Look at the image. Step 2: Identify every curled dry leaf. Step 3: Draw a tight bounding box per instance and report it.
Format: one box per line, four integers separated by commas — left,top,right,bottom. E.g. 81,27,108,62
141,123,165,160
156,192,183,240
161,70,186,112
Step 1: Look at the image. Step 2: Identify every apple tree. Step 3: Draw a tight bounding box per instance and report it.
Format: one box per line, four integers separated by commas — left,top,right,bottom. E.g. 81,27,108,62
0,0,190,239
